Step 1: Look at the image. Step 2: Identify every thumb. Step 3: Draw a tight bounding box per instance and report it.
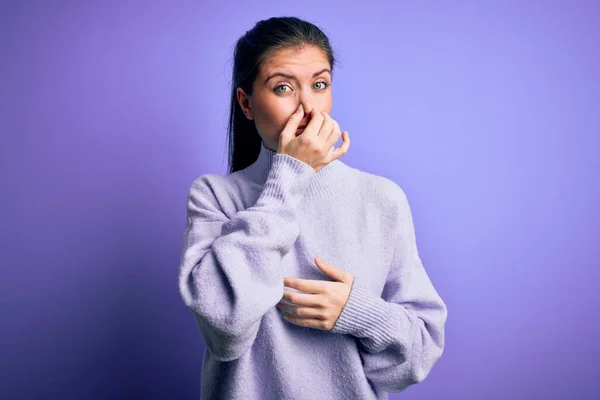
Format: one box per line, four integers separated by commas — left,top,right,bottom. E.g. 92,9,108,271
315,257,349,283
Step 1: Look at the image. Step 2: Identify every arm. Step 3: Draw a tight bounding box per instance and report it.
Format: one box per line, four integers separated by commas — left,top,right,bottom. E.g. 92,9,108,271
330,189,447,392
178,154,315,362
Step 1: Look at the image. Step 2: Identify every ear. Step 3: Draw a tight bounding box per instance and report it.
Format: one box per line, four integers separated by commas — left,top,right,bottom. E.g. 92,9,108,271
236,87,254,120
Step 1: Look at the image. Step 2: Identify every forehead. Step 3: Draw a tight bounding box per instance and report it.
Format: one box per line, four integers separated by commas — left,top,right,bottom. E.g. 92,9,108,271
259,45,330,76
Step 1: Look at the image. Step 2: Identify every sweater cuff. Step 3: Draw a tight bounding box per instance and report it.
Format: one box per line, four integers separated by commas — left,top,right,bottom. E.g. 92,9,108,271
330,277,406,346
255,154,315,211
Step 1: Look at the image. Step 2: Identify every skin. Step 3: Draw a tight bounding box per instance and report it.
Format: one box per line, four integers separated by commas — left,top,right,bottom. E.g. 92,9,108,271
236,45,337,151
237,45,354,330
277,257,354,331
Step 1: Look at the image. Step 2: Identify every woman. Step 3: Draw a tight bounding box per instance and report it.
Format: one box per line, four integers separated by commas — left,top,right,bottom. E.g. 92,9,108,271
178,16,447,400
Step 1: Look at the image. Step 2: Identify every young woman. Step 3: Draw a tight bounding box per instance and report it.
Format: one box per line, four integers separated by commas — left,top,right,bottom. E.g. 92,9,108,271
178,16,447,400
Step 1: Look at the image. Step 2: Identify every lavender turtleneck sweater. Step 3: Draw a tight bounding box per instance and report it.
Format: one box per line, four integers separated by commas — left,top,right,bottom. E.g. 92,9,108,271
178,142,447,399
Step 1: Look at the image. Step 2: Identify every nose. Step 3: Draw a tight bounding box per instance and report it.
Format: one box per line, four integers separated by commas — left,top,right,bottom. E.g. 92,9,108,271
299,99,311,114
298,99,315,126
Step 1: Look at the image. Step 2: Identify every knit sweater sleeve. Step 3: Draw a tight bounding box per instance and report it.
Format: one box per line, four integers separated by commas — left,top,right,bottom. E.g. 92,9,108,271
329,188,447,392
178,154,315,362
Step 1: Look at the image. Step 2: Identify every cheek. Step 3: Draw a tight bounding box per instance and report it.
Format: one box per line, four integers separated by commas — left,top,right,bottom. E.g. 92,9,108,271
256,98,297,131
308,95,332,115
319,95,333,113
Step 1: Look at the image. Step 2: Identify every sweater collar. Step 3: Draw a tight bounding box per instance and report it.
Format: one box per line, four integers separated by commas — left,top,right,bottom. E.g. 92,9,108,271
242,141,351,199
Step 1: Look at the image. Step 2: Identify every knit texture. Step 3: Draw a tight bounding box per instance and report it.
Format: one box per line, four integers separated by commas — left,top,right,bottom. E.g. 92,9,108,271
178,142,447,399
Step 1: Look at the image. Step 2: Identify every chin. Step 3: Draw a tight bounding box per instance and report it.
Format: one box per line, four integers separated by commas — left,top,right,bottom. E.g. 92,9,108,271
262,139,278,151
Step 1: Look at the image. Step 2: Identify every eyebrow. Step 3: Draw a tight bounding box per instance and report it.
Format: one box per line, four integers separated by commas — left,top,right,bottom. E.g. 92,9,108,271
264,68,331,84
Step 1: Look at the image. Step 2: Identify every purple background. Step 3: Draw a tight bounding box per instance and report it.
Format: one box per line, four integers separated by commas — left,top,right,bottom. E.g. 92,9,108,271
2,1,599,399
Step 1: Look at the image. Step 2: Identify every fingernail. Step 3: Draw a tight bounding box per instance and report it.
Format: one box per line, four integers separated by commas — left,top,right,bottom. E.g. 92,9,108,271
298,104,304,113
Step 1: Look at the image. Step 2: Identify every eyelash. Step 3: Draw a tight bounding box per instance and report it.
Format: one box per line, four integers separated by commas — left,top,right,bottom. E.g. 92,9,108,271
274,80,330,94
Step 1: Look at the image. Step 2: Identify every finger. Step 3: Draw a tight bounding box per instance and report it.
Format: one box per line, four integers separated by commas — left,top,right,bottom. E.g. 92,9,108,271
318,111,335,138
284,277,328,294
302,108,324,138
280,104,305,142
327,131,351,161
281,290,324,307
283,315,330,330
326,119,342,149
277,303,325,319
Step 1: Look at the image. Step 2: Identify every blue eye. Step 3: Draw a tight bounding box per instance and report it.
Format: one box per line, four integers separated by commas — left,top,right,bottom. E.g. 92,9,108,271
314,81,329,90
274,84,291,93
274,81,330,94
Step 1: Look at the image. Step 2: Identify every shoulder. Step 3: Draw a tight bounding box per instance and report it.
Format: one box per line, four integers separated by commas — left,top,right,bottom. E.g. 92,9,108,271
186,170,256,217
350,168,418,247
187,173,225,202
186,172,237,214
351,168,410,213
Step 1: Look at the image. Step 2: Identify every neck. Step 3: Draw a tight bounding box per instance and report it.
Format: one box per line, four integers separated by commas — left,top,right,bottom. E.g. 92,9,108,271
241,140,351,199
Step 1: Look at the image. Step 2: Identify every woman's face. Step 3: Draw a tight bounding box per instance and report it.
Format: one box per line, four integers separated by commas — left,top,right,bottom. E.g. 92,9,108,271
237,45,333,150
